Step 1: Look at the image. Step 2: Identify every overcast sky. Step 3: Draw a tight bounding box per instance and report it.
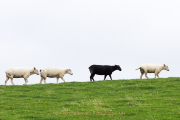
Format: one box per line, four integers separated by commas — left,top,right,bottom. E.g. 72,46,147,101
0,0,180,85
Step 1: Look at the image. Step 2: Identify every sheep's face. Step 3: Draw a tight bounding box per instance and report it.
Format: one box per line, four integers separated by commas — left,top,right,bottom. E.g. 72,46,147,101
163,64,169,71
67,69,73,75
115,65,122,71
33,67,39,75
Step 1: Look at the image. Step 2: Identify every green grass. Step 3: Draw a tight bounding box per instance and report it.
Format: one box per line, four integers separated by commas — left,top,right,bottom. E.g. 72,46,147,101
0,77,180,120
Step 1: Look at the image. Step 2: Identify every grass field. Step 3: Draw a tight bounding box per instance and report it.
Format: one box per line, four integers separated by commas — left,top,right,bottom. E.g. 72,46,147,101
0,77,180,120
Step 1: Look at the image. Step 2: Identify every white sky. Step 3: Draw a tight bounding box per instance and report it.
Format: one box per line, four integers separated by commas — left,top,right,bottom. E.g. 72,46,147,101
0,0,180,85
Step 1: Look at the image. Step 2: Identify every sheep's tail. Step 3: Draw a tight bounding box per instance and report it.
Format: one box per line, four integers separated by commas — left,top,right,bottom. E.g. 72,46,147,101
5,72,7,77
5,72,11,77
89,66,92,73
135,67,140,70
89,69,92,73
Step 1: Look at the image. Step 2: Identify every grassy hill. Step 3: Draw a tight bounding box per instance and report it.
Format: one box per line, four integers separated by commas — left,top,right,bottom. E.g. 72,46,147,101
0,77,180,120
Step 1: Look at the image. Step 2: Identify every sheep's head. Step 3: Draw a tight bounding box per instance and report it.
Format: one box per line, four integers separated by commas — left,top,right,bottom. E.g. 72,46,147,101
33,67,39,75
67,69,73,75
163,64,169,71
115,65,122,71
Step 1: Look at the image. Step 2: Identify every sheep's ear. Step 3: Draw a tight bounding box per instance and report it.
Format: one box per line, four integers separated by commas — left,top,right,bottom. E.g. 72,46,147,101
34,67,36,70
163,64,166,66
40,69,41,72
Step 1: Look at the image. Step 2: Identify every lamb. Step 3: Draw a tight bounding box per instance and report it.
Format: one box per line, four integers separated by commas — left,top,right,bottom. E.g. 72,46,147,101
136,64,169,79
39,68,73,84
5,67,39,85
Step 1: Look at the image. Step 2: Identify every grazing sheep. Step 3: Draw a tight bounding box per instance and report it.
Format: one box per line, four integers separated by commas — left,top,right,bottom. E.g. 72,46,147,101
5,67,39,85
136,64,169,79
89,65,122,81
40,68,73,84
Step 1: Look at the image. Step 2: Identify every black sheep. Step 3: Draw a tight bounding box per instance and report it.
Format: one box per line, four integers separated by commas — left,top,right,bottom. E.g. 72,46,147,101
89,65,122,81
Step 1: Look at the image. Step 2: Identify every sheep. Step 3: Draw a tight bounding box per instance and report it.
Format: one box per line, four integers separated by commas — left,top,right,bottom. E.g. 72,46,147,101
136,64,169,79
89,65,122,81
5,67,39,85
39,68,73,84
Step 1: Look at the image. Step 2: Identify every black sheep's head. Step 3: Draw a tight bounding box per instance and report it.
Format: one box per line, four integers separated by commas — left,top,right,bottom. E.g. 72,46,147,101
115,65,122,71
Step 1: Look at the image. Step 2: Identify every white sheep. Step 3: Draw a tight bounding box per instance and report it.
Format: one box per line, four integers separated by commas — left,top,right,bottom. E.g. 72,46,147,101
136,64,169,79
5,67,39,85
39,68,73,84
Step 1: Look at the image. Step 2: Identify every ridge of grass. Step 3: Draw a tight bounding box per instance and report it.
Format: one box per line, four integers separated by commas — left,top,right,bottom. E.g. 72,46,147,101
0,77,180,120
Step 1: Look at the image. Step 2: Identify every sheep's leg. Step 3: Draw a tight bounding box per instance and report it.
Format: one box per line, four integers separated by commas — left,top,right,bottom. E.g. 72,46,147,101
154,71,159,78
90,73,95,81
104,75,107,80
140,72,144,79
90,74,92,81
156,71,160,78
11,78,15,85
23,78,28,85
40,77,43,84
5,77,9,85
61,77,65,82
157,74,159,78
89,75,92,81
140,68,145,79
145,72,149,79
57,78,59,83
44,78,47,84
26,79,29,84
109,74,112,80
